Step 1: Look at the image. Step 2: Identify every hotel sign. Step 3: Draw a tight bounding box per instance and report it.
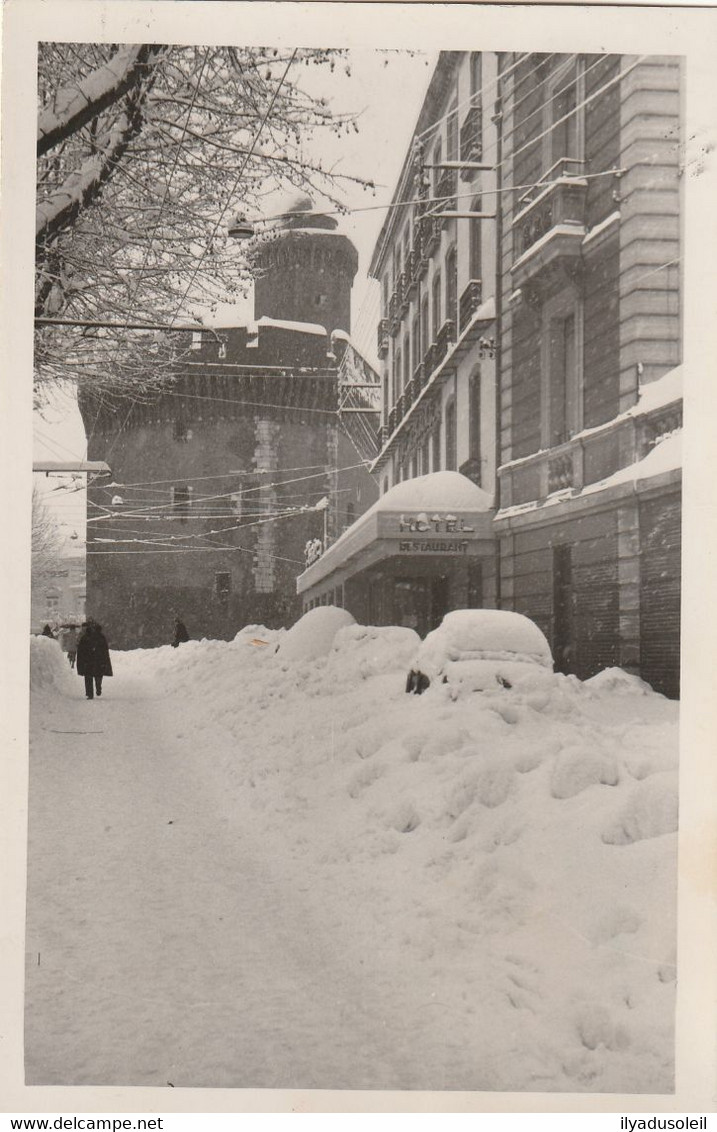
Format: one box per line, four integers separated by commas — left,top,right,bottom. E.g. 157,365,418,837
378,511,482,555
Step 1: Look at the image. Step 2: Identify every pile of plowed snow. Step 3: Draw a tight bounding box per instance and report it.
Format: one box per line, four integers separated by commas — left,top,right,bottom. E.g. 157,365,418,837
29,617,679,1092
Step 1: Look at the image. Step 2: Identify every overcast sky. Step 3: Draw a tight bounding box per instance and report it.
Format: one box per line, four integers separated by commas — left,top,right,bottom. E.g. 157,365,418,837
33,48,437,540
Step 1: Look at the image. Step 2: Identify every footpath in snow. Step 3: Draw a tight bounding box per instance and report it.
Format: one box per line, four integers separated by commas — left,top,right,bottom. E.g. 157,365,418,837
26,620,679,1093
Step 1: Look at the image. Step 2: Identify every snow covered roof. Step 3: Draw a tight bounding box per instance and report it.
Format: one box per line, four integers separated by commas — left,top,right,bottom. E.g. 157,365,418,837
254,316,328,337
369,471,493,515
298,472,495,592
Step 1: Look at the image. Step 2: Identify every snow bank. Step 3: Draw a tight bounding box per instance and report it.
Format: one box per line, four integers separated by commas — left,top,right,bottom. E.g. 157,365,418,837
585,667,656,696
30,635,75,695
277,606,355,662
28,619,679,1093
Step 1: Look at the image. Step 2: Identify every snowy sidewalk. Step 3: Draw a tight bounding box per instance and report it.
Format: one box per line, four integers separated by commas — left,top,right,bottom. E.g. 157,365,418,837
26,636,679,1093
26,658,439,1088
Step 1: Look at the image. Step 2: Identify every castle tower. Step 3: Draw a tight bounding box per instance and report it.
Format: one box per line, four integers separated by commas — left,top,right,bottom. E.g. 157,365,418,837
252,194,359,335
78,195,377,648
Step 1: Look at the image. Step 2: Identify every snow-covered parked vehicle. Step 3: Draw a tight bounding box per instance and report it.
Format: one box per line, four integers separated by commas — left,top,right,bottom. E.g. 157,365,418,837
405,609,554,695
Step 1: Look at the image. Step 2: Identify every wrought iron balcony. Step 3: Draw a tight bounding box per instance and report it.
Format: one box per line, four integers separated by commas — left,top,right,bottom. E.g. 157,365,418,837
413,361,425,391
424,342,437,376
421,214,441,257
459,103,483,179
377,318,390,359
437,168,457,227
398,271,410,315
389,290,400,336
436,319,456,361
388,406,397,433
406,250,419,299
511,163,587,293
377,423,389,448
396,392,406,422
459,279,483,334
404,377,415,408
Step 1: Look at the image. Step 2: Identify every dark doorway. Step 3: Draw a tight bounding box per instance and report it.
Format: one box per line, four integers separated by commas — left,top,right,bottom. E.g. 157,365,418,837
553,543,575,674
430,574,450,632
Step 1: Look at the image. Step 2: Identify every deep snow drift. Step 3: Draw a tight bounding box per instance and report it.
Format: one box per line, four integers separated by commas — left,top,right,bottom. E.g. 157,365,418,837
26,624,678,1093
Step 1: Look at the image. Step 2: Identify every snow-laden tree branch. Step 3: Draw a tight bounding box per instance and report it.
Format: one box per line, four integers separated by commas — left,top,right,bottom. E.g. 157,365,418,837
37,43,165,157
35,44,376,401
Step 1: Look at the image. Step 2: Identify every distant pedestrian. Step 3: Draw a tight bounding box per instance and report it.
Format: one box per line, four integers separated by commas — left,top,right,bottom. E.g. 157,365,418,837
77,621,113,700
41,624,55,639
172,616,190,648
63,625,79,668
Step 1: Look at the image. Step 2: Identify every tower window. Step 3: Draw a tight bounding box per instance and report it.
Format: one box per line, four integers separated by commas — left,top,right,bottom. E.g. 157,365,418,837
215,572,231,599
172,485,193,520
315,293,328,308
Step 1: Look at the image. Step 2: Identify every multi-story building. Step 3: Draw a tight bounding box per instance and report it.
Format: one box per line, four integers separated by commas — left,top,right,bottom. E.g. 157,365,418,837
298,51,683,698
496,53,682,696
297,51,501,632
31,549,86,632
80,196,378,648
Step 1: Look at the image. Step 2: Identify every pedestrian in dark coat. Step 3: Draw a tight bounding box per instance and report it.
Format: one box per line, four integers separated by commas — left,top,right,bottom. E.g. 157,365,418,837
172,616,190,648
77,621,113,699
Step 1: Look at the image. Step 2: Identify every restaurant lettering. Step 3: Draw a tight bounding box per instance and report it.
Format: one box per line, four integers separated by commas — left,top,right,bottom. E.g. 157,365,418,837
399,540,470,554
398,512,475,534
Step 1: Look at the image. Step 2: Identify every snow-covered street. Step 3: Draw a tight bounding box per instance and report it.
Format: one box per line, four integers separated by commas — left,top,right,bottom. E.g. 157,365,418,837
26,625,679,1093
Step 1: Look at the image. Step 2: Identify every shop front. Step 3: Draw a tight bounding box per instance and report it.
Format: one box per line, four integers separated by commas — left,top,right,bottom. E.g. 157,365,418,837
297,472,497,636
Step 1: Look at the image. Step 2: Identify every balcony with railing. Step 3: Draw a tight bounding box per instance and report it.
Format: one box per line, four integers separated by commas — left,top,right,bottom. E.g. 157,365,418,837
435,319,456,363
424,342,437,377
498,384,683,513
388,406,397,433
413,361,425,391
404,376,416,409
398,271,409,316
511,158,587,294
377,318,389,360
437,168,457,227
389,290,400,336
459,279,483,335
459,102,483,180
405,250,419,299
420,213,441,258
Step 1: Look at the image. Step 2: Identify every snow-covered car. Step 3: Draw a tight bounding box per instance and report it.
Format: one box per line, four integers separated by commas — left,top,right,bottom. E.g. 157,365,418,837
405,609,554,695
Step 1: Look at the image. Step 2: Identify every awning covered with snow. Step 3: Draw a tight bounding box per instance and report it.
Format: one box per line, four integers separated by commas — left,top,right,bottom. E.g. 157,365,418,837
297,471,495,595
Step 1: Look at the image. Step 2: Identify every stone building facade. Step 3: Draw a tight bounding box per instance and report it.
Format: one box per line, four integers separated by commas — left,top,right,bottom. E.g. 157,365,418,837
298,51,683,698
300,52,502,631
79,199,378,648
495,53,682,697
